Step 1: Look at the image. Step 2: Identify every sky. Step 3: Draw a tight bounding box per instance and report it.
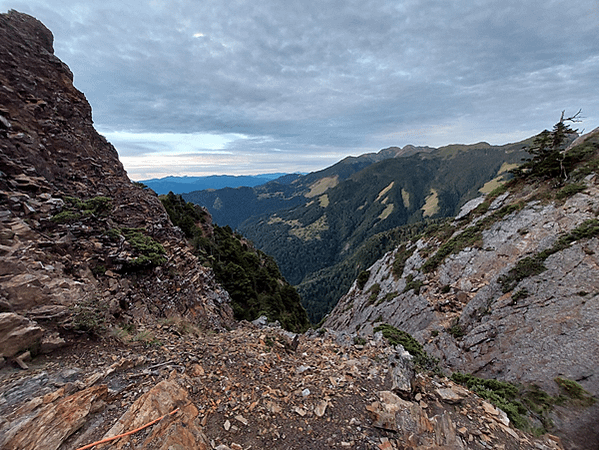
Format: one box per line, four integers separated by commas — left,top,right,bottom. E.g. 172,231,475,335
2,1,598,180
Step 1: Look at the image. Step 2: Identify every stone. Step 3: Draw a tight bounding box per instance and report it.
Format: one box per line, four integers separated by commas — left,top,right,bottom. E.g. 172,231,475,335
0,384,108,450
315,400,328,417
388,345,414,396
436,387,464,404
101,374,209,449
0,312,43,358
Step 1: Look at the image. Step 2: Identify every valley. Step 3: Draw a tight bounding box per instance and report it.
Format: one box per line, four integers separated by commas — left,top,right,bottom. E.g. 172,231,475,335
0,10,597,450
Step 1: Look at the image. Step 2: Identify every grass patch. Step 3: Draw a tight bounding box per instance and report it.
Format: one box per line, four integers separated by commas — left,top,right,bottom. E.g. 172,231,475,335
392,244,415,279
366,283,381,305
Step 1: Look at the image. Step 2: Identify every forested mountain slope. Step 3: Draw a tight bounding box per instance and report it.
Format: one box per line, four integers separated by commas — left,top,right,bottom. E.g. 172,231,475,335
240,141,530,322
182,145,434,229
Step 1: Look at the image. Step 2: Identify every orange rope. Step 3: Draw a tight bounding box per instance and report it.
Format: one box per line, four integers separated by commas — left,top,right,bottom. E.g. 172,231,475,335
75,408,180,450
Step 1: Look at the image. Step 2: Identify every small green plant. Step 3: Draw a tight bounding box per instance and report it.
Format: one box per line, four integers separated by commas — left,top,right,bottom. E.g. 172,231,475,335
51,210,82,223
556,182,586,199
403,274,424,294
376,291,399,306
555,377,596,406
512,288,529,303
70,297,108,336
374,323,441,374
353,336,367,346
447,321,465,339
367,283,381,305
130,330,161,346
121,228,167,269
392,245,415,279
357,270,370,289
440,284,451,294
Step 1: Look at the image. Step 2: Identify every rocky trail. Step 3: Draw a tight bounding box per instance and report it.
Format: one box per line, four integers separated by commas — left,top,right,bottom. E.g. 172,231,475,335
1,320,563,450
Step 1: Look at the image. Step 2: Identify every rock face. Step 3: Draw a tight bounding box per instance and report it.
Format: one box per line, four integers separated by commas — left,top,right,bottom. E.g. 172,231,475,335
325,132,599,449
0,10,234,357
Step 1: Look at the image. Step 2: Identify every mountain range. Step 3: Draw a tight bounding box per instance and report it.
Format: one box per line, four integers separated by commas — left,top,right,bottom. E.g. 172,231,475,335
185,141,531,322
0,10,597,450
138,173,293,195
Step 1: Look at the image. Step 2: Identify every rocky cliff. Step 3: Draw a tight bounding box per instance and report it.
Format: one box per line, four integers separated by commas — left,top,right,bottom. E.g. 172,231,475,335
324,128,599,449
0,10,234,365
0,10,586,450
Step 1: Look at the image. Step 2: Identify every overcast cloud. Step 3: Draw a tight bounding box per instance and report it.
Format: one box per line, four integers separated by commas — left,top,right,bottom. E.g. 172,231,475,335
2,0,598,179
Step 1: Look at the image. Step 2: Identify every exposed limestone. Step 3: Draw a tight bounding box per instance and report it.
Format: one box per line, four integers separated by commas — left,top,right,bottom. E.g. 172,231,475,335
325,151,599,447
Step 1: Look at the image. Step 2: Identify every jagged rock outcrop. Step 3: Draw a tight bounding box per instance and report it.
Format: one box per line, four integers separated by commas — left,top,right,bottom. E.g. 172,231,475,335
0,9,234,362
0,321,565,450
325,129,599,448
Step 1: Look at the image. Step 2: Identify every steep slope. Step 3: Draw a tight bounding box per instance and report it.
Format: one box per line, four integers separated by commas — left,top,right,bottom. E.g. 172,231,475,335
241,142,528,322
0,10,233,363
324,128,599,448
182,145,435,229
160,193,310,332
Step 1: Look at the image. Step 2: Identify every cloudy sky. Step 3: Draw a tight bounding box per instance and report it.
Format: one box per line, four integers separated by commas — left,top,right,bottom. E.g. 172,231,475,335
2,1,598,180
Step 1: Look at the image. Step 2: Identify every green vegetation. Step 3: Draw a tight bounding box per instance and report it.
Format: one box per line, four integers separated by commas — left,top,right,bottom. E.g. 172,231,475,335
160,193,309,332
447,321,465,339
392,244,415,279
451,372,596,433
499,218,599,292
511,111,581,182
70,297,108,336
51,195,112,223
367,283,381,305
512,288,529,303
357,270,370,289
120,228,167,269
555,377,596,407
374,323,440,374
555,182,586,199
451,372,528,429
402,274,424,294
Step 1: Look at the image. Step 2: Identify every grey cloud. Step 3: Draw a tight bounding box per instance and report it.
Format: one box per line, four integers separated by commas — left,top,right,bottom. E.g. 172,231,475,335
1,0,598,177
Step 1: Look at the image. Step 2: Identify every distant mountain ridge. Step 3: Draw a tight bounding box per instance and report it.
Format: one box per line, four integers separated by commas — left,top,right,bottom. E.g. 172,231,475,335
183,145,436,228
185,140,531,322
139,173,294,195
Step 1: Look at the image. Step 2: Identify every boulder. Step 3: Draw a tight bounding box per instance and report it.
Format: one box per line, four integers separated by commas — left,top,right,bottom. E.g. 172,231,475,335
0,312,43,358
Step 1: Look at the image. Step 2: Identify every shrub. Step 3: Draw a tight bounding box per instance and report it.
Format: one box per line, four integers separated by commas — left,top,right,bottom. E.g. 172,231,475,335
403,274,423,294
556,182,586,199
357,270,370,289
367,283,381,305
374,323,441,374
